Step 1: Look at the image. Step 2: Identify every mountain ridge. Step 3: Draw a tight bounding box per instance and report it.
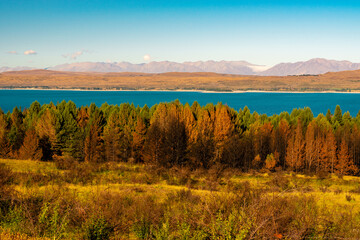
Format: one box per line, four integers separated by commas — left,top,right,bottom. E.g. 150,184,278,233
2,58,360,76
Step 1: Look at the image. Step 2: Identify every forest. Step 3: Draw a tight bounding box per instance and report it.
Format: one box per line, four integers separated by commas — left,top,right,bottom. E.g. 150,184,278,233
0,100,359,175
1,101,360,239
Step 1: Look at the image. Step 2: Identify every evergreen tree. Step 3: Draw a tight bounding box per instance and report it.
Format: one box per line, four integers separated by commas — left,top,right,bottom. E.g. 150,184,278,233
84,108,105,163
332,105,343,126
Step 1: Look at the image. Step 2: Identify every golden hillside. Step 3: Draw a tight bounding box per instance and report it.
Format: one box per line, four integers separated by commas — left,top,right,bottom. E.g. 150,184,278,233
1,69,360,91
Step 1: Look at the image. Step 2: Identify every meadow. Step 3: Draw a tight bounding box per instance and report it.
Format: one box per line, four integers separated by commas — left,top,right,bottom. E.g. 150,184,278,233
1,158,360,239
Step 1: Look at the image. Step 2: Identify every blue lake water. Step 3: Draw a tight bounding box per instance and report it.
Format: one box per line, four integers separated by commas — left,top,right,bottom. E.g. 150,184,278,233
0,90,360,116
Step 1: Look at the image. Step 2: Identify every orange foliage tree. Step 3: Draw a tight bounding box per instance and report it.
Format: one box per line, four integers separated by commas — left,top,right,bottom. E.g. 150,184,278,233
285,120,304,172
336,139,358,175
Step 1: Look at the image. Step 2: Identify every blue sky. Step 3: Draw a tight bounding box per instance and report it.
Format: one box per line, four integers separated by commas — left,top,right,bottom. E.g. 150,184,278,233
1,0,360,68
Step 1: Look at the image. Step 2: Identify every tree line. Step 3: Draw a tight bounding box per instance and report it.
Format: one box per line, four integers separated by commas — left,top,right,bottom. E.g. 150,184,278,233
0,100,359,175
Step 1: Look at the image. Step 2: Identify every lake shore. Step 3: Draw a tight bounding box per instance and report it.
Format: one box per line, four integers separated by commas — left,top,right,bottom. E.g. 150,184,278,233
1,87,360,94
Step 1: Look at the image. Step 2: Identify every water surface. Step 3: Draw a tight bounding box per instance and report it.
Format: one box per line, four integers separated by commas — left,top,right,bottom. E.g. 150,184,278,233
0,90,359,116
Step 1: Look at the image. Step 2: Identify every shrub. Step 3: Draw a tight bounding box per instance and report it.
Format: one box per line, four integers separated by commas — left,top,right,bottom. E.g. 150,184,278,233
84,216,114,240
316,170,330,180
63,162,95,184
0,163,14,198
132,218,152,239
268,173,291,191
38,201,70,239
54,155,76,170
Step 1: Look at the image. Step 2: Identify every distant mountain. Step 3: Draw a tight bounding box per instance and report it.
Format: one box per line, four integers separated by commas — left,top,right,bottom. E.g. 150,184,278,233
0,66,34,73
48,60,265,75
261,58,360,76
3,58,360,75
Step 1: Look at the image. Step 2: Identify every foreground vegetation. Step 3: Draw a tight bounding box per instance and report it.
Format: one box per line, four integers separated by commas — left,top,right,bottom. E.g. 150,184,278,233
1,159,360,239
2,101,360,238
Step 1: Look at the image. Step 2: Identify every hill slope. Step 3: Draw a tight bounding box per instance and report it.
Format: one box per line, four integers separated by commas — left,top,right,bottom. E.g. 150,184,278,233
1,69,360,92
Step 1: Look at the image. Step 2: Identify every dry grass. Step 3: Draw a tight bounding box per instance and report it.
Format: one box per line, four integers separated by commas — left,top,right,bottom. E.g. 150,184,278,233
1,159,360,239
1,69,360,91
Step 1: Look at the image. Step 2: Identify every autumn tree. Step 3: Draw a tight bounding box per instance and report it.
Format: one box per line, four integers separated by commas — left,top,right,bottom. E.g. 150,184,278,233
189,109,215,168
36,107,57,160
265,152,278,171
336,139,358,175
252,121,273,166
84,108,105,163
143,118,164,165
0,111,10,157
132,116,147,162
305,120,318,172
103,111,122,162
214,104,234,163
285,120,304,172
18,128,42,160
272,119,290,168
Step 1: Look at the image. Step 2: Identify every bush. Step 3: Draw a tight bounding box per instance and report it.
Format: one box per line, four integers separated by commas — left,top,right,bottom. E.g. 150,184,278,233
267,173,291,191
84,216,114,240
54,155,76,170
0,163,14,198
63,163,95,184
316,170,330,180
38,201,70,239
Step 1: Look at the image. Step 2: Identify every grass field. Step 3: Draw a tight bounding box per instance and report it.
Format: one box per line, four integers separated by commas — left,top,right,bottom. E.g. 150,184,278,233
1,158,360,239
1,69,360,92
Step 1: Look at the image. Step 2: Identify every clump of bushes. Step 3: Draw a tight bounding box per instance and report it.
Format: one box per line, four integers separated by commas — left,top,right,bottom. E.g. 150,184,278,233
0,164,14,198
84,215,114,240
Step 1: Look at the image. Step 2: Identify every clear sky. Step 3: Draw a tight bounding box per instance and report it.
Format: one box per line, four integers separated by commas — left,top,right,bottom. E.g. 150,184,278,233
1,0,360,68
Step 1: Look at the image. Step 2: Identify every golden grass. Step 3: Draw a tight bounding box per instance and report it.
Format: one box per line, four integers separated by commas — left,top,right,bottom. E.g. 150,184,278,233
0,159,57,173
2,157,359,214
0,229,50,240
1,69,360,92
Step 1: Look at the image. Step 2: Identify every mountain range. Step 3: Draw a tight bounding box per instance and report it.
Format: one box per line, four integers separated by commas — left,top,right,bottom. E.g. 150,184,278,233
2,58,360,76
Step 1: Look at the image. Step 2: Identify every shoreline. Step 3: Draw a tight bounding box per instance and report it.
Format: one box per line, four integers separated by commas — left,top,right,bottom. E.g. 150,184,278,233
0,87,359,94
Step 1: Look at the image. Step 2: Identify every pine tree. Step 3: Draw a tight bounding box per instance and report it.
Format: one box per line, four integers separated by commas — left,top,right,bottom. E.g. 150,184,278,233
332,105,343,126
55,101,82,159
0,112,10,158
84,108,105,163
8,107,25,155
326,109,332,123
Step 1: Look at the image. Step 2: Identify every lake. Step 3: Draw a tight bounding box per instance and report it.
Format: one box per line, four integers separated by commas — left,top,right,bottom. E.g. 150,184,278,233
0,90,360,116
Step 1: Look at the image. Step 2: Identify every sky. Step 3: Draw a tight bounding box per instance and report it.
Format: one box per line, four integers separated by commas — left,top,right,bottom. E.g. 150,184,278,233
1,0,360,68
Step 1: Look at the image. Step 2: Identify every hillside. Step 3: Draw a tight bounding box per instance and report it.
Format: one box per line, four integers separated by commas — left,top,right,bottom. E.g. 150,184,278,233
1,69,360,92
